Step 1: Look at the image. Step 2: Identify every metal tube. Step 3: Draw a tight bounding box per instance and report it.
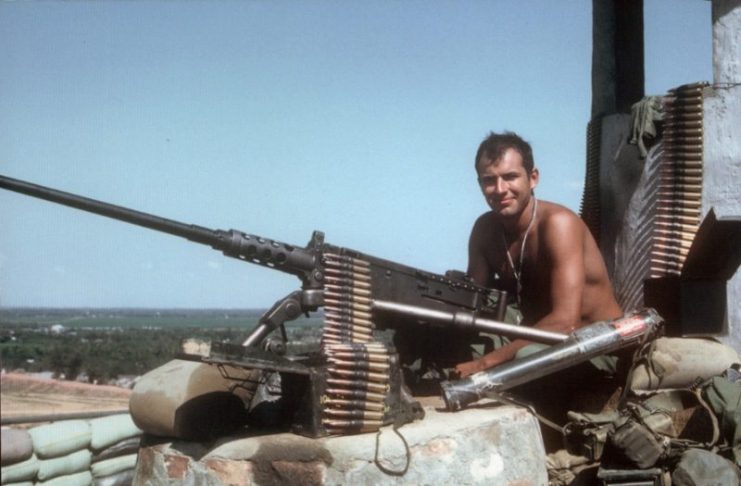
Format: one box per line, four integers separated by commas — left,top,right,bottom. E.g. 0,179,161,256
0,175,219,245
441,309,663,411
372,299,567,344
0,175,318,279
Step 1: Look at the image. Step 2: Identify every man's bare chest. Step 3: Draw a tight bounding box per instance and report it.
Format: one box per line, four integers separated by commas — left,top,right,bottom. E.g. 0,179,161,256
482,237,546,295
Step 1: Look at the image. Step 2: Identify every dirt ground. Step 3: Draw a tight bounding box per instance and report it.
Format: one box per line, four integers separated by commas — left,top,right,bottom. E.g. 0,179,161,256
1,373,131,419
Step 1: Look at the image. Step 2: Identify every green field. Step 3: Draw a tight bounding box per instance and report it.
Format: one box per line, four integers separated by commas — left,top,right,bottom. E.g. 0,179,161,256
0,308,324,383
0,308,324,329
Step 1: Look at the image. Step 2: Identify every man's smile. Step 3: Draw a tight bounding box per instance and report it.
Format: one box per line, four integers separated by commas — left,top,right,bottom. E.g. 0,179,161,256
491,197,515,209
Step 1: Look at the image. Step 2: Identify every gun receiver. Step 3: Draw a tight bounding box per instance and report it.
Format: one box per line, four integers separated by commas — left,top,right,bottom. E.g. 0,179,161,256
0,174,566,351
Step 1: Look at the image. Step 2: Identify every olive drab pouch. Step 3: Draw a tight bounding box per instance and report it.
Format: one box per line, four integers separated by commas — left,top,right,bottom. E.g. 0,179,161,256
606,401,677,468
608,412,669,468
563,410,619,462
702,367,741,466
564,395,683,467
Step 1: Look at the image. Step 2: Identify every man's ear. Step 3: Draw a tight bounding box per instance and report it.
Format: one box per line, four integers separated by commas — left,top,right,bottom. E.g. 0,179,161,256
529,167,539,191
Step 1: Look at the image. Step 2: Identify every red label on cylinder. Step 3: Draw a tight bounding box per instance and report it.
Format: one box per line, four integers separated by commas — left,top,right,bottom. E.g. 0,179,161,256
613,316,647,337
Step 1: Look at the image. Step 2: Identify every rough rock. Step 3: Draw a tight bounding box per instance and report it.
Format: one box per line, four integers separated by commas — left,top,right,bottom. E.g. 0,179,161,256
133,401,547,485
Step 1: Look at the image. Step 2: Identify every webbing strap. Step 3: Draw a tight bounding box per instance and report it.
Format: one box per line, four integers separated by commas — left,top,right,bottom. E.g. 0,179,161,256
690,383,722,449
374,423,411,476
491,392,565,434
619,335,660,408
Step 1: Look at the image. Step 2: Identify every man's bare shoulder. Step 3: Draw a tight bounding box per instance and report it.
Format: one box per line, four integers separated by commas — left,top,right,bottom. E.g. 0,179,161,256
536,200,587,246
537,200,583,227
471,211,496,235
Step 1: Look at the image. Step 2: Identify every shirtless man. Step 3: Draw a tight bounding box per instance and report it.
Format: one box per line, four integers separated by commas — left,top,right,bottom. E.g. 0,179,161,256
456,132,622,377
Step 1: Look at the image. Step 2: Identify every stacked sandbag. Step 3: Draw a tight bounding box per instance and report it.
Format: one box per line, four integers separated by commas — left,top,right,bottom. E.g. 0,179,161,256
2,429,34,466
629,337,740,393
88,415,140,486
1,428,38,485
129,359,258,440
0,414,142,486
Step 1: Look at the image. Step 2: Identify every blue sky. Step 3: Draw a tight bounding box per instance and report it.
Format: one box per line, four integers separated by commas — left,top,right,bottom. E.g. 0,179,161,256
0,1,713,308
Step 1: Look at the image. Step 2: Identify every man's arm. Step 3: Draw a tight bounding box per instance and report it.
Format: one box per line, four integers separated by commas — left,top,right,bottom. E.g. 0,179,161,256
528,210,586,332
467,214,493,287
456,211,586,377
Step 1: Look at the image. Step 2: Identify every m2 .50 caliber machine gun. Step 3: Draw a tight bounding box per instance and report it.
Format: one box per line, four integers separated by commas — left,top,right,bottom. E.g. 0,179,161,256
1,174,567,437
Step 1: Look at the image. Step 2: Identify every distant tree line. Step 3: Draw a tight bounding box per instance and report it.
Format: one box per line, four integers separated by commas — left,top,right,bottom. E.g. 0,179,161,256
0,324,322,384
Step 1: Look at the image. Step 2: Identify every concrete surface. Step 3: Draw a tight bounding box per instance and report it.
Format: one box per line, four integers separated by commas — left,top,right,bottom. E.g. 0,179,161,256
132,401,548,485
703,88,740,349
713,0,741,84
703,0,741,350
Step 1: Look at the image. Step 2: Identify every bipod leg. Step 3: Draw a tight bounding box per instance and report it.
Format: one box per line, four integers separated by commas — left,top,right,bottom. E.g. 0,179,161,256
242,290,305,348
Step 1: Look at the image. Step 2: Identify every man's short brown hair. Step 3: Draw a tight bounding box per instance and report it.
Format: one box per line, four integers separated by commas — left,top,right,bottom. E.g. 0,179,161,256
475,131,534,173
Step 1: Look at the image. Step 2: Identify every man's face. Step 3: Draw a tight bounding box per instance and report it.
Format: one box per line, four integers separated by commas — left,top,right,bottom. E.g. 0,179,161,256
476,148,539,218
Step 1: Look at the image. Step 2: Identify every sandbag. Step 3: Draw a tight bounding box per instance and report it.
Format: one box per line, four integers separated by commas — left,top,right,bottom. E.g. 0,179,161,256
28,420,91,459
92,468,134,486
35,470,93,486
90,454,137,479
88,415,140,452
630,338,739,392
37,449,91,482
0,428,33,466
703,373,741,465
672,448,741,485
129,359,258,440
91,437,140,464
0,454,38,484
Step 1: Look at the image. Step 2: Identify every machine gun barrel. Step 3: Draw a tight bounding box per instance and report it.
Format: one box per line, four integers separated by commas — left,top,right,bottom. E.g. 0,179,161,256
1,175,221,245
3,173,536,356
0,175,318,283
372,300,567,344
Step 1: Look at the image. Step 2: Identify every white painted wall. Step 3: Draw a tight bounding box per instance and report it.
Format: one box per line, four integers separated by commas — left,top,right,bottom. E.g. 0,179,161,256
713,0,741,84
704,0,741,349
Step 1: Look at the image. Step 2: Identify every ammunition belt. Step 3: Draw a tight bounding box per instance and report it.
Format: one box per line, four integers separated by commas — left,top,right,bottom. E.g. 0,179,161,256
651,82,707,278
320,254,390,435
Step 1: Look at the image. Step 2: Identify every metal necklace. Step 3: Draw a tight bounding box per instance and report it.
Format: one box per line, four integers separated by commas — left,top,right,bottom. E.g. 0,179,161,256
501,196,538,306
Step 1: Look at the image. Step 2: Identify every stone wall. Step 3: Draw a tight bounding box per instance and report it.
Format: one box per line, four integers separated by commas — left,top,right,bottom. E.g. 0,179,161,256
133,403,548,485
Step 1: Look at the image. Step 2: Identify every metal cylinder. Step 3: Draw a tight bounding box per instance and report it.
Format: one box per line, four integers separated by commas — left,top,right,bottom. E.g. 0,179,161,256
372,299,567,344
441,309,663,411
